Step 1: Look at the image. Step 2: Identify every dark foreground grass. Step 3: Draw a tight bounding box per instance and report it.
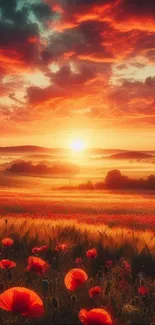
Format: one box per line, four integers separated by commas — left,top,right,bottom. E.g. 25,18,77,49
0,217,154,324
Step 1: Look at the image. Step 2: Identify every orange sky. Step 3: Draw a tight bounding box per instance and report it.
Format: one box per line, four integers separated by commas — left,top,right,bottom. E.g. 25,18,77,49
0,0,155,150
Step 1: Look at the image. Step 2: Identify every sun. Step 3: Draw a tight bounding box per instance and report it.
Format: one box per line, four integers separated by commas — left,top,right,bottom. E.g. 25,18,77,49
69,138,86,152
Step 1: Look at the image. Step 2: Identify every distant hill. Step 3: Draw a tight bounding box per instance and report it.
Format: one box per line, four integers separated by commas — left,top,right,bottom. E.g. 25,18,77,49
25,154,59,159
0,146,126,155
0,146,68,155
87,148,128,155
107,151,153,160
0,146,154,159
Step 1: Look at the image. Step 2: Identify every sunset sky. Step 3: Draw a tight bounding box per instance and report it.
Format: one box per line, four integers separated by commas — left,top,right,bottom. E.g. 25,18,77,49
0,0,155,150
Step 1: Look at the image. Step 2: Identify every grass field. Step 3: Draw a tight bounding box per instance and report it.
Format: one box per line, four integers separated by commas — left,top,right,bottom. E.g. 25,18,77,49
0,190,154,324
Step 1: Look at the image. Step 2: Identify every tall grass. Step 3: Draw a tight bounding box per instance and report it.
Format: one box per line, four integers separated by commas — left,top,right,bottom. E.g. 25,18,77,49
0,216,154,324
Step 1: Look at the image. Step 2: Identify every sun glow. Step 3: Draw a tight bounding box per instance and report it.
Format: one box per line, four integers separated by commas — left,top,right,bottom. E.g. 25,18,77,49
69,138,86,152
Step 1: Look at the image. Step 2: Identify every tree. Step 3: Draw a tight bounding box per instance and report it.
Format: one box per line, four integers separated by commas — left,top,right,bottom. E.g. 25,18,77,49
105,169,123,188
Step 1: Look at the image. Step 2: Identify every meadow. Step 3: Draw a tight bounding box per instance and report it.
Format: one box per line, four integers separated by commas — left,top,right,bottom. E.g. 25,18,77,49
0,190,154,324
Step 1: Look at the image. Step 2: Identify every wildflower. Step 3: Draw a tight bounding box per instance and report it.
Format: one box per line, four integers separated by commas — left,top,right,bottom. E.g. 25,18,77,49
41,245,48,252
79,308,113,325
75,257,83,265
26,256,50,276
120,260,131,276
2,238,14,247
32,246,48,254
55,244,68,253
86,249,97,259
64,268,88,291
105,260,113,268
123,261,131,273
0,287,44,318
138,286,148,296
89,286,102,299
120,257,125,264
0,259,16,270
119,280,129,291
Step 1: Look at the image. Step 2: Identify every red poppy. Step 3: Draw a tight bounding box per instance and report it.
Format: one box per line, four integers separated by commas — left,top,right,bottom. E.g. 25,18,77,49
119,280,129,291
119,257,125,264
86,249,97,259
105,260,113,268
89,286,102,299
0,287,44,318
120,260,131,276
138,286,148,296
26,256,49,275
2,238,14,247
55,244,68,253
41,245,48,252
32,246,48,254
32,247,41,254
64,268,88,291
0,259,16,269
75,257,83,265
79,308,113,325
123,261,131,273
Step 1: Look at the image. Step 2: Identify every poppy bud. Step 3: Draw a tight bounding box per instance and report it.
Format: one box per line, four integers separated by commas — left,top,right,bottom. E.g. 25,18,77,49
140,278,144,286
42,279,49,296
51,296,59,309
71,294,77,304
7,270,12,281
105,281,110,295
89,278,94,286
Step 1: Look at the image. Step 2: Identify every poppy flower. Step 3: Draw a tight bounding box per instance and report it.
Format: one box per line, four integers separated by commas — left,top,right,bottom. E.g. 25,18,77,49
79,308,113,325
123,261,131,273
0,259,16,269
26,256,50,275
64,268,88,291
41,245,48,252
32,246,48,254
138,286,148,296
120,260,131,276
2,238,14,247
0,287,44,318
75,257,83,265
105,260,113,268
89,286,102,299
119,280,129,291
86,249,97,259
55,244,68,253
32,247,41,254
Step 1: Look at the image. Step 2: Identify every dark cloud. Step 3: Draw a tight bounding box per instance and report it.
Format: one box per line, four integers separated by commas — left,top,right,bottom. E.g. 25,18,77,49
107,77,155,118
31,2,53,21
0,0,17,20
0,0,29,25
0,0,155,134
121,0,155,16
52,0,116,15
0,20,40,68
43,20,115,63
27,62,97,104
